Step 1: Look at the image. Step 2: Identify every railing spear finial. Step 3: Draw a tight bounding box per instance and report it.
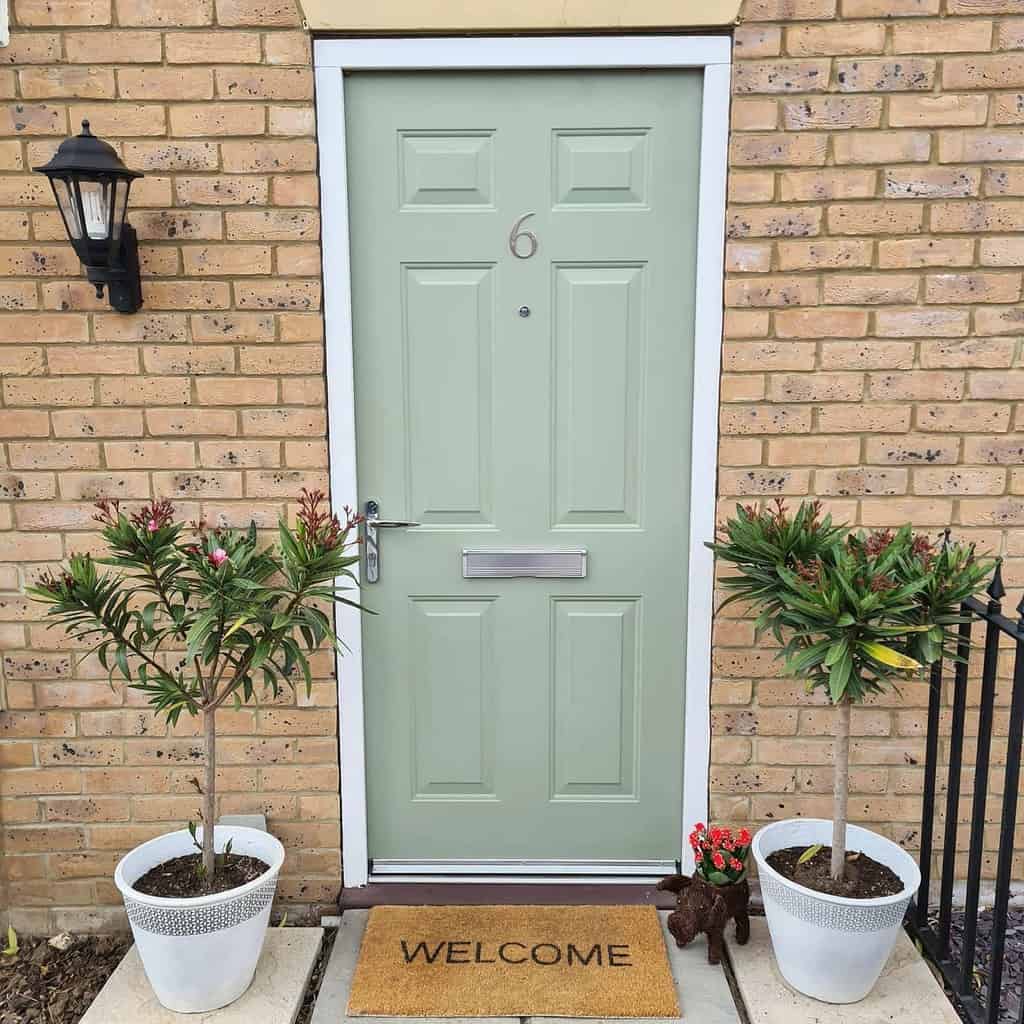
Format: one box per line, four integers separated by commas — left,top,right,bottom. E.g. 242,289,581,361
988,558,1006,605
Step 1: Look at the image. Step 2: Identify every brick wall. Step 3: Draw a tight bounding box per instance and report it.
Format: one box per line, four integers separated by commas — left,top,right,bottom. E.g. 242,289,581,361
1,0,1023,932
714,0,1024,882
0,0,337,933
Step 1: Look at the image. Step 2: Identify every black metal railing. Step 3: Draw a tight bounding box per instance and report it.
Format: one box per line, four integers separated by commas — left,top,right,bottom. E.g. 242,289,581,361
908,562,1024,1024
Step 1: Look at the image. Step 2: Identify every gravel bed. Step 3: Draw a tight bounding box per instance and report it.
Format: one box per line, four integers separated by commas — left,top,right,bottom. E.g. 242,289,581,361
296,926,337,1024
943,909,1024,1024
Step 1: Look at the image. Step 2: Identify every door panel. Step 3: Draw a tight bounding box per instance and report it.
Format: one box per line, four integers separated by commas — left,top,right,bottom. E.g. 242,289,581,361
345,70,702,868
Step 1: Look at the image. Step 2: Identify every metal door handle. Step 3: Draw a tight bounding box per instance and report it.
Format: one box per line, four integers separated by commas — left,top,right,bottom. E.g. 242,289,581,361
363,500,417,584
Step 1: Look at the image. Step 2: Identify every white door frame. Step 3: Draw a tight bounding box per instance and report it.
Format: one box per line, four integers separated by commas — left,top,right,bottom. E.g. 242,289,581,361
315,34,731,889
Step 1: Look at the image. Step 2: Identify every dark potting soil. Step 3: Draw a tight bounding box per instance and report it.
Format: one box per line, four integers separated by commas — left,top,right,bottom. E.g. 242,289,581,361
766,844,904,899
944,908,1024,1024
132,852,269,898
0,934,131,1024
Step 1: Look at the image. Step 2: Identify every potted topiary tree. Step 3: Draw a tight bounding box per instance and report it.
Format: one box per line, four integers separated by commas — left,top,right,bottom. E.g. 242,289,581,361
708,500,992,1003
30,490,362,1013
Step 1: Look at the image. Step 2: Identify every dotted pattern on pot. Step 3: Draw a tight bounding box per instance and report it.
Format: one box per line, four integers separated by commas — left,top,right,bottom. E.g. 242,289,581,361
123,877,278,937
760,875,910,933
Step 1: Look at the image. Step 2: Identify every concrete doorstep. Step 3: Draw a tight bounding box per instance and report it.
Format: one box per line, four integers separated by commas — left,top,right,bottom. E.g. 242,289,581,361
81,927,323,1024
728,917,962,1024
310,909,741,1024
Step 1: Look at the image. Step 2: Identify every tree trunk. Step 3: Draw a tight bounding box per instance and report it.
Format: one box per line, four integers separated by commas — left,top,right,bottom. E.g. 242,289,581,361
203,707,216,880
831,698,851,881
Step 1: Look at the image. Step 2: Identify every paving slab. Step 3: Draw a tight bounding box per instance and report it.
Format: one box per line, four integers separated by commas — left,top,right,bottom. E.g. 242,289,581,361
82,927,323,1024
728,917,960,1024
311,909,740,1024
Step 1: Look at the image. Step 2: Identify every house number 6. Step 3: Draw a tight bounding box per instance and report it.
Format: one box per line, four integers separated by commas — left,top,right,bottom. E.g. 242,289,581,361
509,212,538,259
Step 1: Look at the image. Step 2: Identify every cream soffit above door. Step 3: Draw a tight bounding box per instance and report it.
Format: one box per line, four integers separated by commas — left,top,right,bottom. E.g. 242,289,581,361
297,0,741,32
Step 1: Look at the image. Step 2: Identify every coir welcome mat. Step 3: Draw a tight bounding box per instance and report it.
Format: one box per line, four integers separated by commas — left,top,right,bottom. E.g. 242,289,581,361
346,904,680,1018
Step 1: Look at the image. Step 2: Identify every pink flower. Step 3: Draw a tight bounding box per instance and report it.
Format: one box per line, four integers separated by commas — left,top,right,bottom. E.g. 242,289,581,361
208,548,228,568
730,857,744,872
712,852,726,870
147,519,158,532
738,828,752,846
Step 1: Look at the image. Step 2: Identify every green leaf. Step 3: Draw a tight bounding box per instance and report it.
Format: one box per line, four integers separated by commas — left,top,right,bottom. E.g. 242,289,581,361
2,926,18,957
797,843,822,865
706,870,731,886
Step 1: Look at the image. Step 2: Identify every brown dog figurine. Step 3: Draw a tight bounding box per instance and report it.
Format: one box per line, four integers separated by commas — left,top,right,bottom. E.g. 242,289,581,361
657,872,750,965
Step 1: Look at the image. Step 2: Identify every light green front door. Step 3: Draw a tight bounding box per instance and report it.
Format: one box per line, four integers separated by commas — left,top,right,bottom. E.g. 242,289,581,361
346,70,702,871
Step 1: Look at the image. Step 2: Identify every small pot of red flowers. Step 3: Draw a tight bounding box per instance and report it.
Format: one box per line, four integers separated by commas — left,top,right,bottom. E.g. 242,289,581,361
691,823,752,886
658,823,753,964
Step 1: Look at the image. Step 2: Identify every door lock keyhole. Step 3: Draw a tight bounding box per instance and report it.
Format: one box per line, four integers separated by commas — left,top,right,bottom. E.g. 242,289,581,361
518,305,531,318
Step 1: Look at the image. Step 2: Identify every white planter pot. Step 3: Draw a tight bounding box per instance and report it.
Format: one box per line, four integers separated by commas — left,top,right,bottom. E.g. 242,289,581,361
752,818,920,1004
114,825,285,1013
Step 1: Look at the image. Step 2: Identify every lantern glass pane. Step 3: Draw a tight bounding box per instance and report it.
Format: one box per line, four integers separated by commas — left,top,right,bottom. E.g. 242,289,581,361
54,178,82,240
111,178,130,241
79,179,112,241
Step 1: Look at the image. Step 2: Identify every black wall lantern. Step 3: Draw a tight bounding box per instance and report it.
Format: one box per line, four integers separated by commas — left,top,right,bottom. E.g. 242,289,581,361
34,120,144,314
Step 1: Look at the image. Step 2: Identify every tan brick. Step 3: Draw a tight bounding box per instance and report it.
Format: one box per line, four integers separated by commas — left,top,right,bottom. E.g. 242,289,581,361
117,67,212,100
975,305,1024,335
199,442,279,468
176,176,269,206
876,307,969,336
64,29,161,62
734,60,831,94
220,141,317,174
866,435,960,465
144,281,231,310
835,58,935,92
782,96,882,131
843,0,938,14
891,94,989,128
123,141,218,171
769,372,863,402
730,133,828,167
870,370,964,401
926,272,1022,304
165,30,260,63
8,442,99,470
817,467,908,496
834,131,931,164
787,22,885,56
19,66,115,99
67,103,167,137
775,307,868,338
993,95,1024,126
884,166,980,199
264,31,312,65
734,25,782,59
823,274,919,305
818,405,911,432
271,174,319,207
169,104,265,137
941,130,1024,163
878,237,974,268
732,98,779,132
724,341,814,372
820,340,915,369
970,372,1024,400
725,276,818,308
0,103,67,136
980,238,1024,266
721,374,766,402
778,168,875,202
917,403,1011,432
921,337,1016,368
115,0,211,24
269,106,315,137
15,0,109,24
225,210,318,242
195,377,277,405
182,245,272,276
894,19,993,54
216,67,312,101
828,202,924,235
1,32,62,64
944,55,1024,89
727,206,821,239
746,0,836,17
914,468,1006,495
146,409,238,437
216,0,301,25
720,405,813,436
